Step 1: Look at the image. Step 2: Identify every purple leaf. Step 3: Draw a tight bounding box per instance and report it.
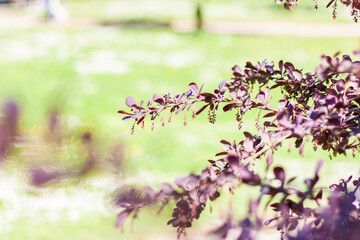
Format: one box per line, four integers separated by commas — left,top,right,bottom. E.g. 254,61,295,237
315,189,323,200
243,137,254,152
286,176,297,184
273,167,285,182
263,112,276,118
288,219,298,231
266,151,274,168
239,168,261,186
279,60,284,73
336,79,345,93
122,115,132,121
118,110,130,115
277,109,292,128
326,0,335,8
189,82,199,96
153,94,164,104
226,154,240,172
30,168,62,186
115,209,133,228
175,104,186,115
125,96,136,107
215,151,229,156
220,140,232,151
195,104,209,115
293,70,303,81
256,91,266,104
199,83,205,94
223,104,236,112
158,183,175,196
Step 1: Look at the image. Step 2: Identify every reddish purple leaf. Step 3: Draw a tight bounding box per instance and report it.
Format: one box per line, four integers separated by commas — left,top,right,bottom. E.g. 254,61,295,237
195,104,209,115
117,110,130,115
223,103,236,112
273,166,285,182
263,112,277,118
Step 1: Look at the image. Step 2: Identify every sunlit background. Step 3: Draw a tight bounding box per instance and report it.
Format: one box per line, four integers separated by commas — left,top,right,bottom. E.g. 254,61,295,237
0,0,359,239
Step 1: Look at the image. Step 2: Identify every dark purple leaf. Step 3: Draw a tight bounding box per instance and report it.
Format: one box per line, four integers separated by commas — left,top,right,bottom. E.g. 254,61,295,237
195,104,209,115
326,0,335,8
215,151,229,156
117,110,130,115
286,176,297,184
279,60,284,73
336,79,345,93
226,154,240,172
223,104,236,112
273,167,286,182
122,115,132,121
315,189,323,200
220,140,232,151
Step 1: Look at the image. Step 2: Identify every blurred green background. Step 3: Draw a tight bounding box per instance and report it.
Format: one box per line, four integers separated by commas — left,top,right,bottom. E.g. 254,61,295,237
0,0,358,239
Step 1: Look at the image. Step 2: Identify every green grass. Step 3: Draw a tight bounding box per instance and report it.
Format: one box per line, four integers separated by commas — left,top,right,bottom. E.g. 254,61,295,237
0,28,357,173
0,8,359,239
0,212,175,240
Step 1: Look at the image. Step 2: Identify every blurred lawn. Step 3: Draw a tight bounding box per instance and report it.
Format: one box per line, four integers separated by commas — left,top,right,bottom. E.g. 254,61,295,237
0,28,357,173
0,1,359,239
66,0,354,23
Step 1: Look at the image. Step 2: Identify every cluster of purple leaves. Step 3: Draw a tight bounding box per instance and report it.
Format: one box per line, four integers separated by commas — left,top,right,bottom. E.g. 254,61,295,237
275,0,360,22
117,51,360,239
114,167,225,238
0,103,124,187
211,160,360,240
120,51,360,159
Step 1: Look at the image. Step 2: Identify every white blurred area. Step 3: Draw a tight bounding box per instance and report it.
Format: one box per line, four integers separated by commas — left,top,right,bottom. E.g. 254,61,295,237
0,0,68,23
44,0,69,23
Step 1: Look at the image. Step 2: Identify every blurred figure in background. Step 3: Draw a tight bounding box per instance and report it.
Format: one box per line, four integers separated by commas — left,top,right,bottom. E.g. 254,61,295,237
44,0,68,22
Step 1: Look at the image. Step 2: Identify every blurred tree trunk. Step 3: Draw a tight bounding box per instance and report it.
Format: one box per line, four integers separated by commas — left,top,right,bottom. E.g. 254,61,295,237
195,1,203,31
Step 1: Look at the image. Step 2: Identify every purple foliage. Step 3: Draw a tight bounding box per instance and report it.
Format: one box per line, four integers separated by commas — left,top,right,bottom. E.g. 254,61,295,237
0,100,19,161
117,52,360,239
276,0,360,22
